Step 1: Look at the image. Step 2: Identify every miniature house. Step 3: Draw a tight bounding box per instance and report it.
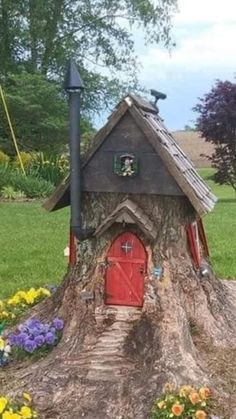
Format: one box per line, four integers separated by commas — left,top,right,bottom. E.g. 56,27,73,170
44,94,216,309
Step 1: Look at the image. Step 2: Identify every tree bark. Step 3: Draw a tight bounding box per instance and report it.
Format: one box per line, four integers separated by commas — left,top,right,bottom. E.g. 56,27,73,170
1,194,236,418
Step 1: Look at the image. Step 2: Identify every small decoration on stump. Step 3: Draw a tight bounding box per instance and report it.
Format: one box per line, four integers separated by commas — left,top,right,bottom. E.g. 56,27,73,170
114,153,138,177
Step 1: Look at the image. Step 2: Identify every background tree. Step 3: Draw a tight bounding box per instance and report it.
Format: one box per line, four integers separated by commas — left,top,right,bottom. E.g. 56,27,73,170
194,80,236,192
0,72,94,154
0,0,177,153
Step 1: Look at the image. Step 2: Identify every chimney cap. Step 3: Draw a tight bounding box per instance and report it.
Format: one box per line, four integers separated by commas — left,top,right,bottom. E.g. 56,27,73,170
64,59,84,92
150,89,167,101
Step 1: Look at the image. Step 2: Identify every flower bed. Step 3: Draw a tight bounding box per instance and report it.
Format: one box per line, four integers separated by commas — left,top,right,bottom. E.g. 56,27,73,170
151,384,218,418
0,288,51,330
8,317,64,359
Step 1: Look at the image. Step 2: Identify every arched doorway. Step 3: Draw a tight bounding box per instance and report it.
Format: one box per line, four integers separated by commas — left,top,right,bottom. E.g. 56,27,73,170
105,232,147,307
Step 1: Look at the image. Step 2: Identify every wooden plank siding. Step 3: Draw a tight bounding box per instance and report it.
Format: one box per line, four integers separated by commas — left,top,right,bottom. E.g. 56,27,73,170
82,113,183,195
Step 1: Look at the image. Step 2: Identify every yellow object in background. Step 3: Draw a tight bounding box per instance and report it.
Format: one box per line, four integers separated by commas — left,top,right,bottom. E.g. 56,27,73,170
0,85,25,175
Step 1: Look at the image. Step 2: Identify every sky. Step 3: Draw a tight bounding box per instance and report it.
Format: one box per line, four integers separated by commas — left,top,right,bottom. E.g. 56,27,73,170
138,0,236,130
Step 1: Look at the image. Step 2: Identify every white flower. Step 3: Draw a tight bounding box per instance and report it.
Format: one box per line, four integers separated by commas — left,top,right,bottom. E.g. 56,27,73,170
4,344,11,353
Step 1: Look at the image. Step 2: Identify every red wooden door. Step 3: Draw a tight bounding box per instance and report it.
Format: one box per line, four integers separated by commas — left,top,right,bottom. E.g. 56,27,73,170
105,232,146,307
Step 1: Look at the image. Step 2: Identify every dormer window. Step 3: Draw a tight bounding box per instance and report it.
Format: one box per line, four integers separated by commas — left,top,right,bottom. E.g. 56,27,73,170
114,154,138,177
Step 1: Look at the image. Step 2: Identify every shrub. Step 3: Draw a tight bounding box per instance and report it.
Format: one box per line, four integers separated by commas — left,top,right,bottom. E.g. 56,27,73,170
27,152,69,185
1,186,26,200
0,164,54,198
14,152,35,169
10,172,54,198
0,165,11,191
0,151,9,165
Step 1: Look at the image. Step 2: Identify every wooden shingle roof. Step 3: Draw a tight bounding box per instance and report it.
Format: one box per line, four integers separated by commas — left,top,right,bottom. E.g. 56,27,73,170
44,94,217,216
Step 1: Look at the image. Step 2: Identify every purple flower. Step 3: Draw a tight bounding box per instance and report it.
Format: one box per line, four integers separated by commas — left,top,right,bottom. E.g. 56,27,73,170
15,332,28,347
8,334,17,345
34,335,45,348
52,318,64,331
26,319,45,335
23,339,37,353
18,324,28,333
26,318,41,328
42,324,50,334
45,332,56,345
47,285,57,293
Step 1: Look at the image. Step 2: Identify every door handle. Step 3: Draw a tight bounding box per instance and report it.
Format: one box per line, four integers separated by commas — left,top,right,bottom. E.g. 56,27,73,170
139,264,145,274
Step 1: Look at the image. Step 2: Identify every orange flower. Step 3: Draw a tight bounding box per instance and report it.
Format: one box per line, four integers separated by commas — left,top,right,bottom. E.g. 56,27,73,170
189,392,201,405
195,410,207,419
171,404,184,416
199,387,211,400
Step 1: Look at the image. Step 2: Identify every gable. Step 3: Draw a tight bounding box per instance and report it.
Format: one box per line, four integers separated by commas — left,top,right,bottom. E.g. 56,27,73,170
94,198,157,240
44,94,216,215
82,112,183,196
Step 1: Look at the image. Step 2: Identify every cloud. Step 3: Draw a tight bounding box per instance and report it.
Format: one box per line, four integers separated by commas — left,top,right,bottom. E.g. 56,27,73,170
139,22,236,81
175,0,236,24
137,0,236,129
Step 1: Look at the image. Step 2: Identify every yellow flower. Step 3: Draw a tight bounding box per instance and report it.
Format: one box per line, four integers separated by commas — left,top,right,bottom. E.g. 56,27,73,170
157,400,166,409
189,391,201,405
2,412,12,419
195,410,207,419
38,288,51,297
7,295,20,306
23,393,32,403
3,413,21,419
0,337,5,350
0,397,8,413
179,385,193,397
199,387,211,400
20,406,33,418
24,290,36,305
16,291,26,299
171,403,184,416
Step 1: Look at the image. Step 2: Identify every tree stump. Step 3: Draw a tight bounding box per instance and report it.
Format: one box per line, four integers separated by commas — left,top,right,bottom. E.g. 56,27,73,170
1,194,236,418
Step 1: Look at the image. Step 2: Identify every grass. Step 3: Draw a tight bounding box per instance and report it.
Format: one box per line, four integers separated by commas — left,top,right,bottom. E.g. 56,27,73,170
0,170,235,299
199,168,236,279
0,202,69,298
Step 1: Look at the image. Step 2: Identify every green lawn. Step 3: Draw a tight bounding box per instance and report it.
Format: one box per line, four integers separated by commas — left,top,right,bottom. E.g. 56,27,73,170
0,202,69,298
0,171,235,299
199,168,236,279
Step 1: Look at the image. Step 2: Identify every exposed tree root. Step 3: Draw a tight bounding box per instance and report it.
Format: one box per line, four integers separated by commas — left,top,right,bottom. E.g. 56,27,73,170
1,266,236,419
1,194,236,418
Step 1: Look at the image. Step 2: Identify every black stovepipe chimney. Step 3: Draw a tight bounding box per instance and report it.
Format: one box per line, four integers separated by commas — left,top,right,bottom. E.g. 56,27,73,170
65,59,94,241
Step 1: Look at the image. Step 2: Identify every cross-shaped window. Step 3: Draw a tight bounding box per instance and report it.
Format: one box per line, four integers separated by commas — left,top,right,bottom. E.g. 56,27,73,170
121,241,133,253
